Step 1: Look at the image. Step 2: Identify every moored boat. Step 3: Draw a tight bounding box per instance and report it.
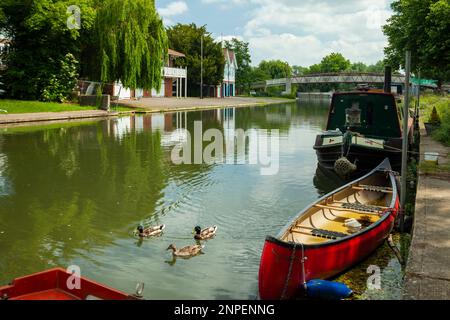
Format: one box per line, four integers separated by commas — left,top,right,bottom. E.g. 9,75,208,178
313,90,413,176
258,158,399,300
0,268,138,300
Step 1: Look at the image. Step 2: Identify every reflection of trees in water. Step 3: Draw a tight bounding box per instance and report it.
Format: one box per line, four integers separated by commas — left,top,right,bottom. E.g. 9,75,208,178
0,120,213,280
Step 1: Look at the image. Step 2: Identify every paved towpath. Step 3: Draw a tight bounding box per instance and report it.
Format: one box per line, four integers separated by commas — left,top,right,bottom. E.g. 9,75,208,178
403,126,450,300
118,97,293,112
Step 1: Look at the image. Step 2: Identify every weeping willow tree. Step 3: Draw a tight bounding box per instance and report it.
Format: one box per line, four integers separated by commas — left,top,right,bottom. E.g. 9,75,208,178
96,0,168,90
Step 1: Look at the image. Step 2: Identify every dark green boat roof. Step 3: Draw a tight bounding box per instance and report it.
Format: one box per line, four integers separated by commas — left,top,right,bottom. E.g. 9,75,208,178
326,92,402,138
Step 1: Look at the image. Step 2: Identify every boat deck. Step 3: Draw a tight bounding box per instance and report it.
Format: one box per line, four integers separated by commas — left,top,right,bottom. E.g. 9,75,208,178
9,289,79,300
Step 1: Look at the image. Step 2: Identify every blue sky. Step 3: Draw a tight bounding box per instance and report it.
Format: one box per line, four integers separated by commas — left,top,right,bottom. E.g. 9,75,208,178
156,0,394,67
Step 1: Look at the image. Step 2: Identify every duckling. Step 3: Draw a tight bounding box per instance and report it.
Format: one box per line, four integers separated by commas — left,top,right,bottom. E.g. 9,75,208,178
137,224,165,238
193,225,218,240
166,244,204,258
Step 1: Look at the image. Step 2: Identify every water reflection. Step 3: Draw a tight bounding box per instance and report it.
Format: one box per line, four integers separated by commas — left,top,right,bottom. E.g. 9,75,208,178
5,101,404,300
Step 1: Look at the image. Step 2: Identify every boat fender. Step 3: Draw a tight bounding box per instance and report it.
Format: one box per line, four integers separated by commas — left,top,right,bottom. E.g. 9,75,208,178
305,279,353,300
334,157,357,177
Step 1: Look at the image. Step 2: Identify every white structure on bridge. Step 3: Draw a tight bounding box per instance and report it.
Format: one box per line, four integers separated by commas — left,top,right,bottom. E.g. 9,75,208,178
252,73,406,93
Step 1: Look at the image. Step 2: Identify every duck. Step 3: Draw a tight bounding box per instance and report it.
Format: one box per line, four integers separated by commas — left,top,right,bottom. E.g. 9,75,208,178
136,224,165,238
166,244,204,258
193,225,218,240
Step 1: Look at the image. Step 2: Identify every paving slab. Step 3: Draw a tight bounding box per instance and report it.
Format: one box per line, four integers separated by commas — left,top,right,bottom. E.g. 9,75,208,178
118,97,293,112
403,128,450,300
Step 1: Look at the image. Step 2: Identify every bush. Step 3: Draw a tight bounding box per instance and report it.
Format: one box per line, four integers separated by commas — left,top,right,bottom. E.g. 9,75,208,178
40,54,79,103
428,106,441,125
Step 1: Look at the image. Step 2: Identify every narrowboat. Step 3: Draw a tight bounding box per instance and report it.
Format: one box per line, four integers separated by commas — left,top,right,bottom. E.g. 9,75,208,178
258,158,399,300
0,268,139,300
313,90,413,176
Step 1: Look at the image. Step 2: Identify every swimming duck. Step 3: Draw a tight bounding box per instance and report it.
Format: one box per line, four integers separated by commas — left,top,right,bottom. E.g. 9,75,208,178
166,244,204,258
137,224,165,238
193,226,218,240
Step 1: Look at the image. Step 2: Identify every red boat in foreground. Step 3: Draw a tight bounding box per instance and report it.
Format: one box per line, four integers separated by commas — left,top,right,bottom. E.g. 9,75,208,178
258,158,399,300
0,268,137,300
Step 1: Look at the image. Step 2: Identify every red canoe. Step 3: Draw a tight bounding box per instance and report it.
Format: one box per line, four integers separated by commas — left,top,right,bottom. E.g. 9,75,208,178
0,268,138,300
258,158,399,300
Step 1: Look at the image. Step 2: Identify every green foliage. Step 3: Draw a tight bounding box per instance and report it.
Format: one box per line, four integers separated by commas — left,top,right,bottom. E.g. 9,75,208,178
0,0,96,101
224,38,252,94
40,53,79,102
167,23,225,96
257,60,292,79
97,0,167,91
319,53,351,73
429,106,441,124
383,0,450,85
420,94,450,145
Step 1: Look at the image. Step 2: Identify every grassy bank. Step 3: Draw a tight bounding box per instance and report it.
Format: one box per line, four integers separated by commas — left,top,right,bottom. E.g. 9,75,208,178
419,94,450,145
0,99,137,114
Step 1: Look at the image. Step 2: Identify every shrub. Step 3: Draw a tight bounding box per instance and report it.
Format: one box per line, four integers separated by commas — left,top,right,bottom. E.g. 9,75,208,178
428,106,441,125
40,54,79,103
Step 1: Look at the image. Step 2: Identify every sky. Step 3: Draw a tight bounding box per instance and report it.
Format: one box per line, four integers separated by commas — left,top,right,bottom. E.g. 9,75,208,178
155,0,395,67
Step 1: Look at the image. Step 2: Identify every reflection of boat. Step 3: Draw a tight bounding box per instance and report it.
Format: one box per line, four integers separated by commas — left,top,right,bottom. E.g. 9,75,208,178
313,91,412,175
313,165,346,196
0,268,138,300
259,159,399,300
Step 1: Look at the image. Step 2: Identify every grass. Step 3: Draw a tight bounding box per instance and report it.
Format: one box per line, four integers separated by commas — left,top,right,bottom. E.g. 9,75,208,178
418,160,450,175
418,94,450,146
0,99,138,114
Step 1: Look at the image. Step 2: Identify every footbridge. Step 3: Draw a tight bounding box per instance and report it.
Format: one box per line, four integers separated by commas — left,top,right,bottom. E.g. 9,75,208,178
251,72,406,93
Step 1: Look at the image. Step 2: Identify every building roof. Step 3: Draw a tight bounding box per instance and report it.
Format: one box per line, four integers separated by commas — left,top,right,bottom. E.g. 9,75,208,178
168,49,185,58
223,48,238,68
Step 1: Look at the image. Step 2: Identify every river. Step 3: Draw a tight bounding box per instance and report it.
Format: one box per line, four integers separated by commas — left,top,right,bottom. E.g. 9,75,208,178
0,101,405,299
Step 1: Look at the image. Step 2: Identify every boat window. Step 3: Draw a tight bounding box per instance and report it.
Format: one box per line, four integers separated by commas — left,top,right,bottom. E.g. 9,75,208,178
345,103,361,127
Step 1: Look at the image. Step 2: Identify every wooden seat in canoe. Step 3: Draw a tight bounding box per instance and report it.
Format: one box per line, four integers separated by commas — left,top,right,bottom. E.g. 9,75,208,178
314,203,385,216
352,185,393,193
290,226,348,241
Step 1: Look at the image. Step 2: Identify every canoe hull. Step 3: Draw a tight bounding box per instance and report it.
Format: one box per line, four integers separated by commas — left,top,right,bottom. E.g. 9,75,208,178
0,268,133,300
258,159,400,300
259,198,398,300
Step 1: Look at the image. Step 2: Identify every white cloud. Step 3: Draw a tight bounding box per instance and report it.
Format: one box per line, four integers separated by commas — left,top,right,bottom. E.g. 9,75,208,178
158,1,188,25
202,0,394,66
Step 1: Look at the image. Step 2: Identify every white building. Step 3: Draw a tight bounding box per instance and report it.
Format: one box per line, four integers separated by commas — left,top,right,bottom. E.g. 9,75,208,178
114,49,187,99
219,48,238,97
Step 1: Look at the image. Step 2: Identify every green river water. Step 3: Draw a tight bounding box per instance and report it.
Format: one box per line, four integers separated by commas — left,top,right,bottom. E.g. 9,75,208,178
0,101,406,299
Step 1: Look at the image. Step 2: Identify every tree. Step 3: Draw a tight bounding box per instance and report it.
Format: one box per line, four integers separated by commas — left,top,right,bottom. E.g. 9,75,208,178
348,62,368,72
167,23,225,97
291,65,309,77
383,0,450,85
224,38,252,94
257,60,292,79
96,0,167,91
319,53,351,73
0,0,96,101
367,60,385,73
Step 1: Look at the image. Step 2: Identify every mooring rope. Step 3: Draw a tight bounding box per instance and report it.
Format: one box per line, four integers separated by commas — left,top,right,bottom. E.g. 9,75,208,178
280,244,297,300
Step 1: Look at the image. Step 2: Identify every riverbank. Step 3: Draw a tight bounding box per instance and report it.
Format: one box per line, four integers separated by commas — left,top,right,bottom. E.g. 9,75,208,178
0,97,294,125
403,124,450,300
0,110,118,125
117,96,293,113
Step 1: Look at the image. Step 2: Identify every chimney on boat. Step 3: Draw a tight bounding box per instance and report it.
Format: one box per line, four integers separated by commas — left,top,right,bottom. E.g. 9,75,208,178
384,66,392,93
